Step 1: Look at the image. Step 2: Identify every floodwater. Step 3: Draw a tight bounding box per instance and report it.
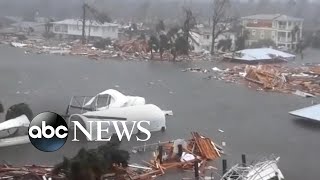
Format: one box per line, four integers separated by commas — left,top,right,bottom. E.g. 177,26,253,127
0,45,319,179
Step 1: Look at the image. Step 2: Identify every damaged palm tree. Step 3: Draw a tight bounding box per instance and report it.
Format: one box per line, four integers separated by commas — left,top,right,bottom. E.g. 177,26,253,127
53,135,130,180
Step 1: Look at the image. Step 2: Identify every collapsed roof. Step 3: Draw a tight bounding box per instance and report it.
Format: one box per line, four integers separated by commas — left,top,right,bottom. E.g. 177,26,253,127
224,48,295,63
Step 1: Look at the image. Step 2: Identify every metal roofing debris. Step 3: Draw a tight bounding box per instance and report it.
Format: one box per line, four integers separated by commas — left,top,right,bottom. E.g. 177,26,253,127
224,48,295,62
221,156,284,180
289,104,320,122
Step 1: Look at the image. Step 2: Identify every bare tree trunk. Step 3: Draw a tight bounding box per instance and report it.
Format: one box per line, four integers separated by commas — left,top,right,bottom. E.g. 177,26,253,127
160,49,163,60
87,22,91,44
150,49,153,60
171,48,177,61
211,24,215,55
82,4,86,44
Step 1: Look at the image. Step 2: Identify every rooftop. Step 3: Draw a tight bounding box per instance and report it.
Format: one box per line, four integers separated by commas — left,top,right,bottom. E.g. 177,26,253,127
224,48,295,62
52,19,118,27
242,14,303,21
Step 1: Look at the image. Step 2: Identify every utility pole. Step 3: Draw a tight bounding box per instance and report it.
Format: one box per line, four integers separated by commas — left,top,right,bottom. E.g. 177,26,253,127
82,4,86,44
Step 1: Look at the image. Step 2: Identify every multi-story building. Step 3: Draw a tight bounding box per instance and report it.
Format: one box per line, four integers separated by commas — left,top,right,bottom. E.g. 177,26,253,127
241,14,303,50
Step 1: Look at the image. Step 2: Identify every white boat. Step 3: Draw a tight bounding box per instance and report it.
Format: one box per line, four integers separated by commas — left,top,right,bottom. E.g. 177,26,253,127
84,89,146,110
66,89,170,141
0,115,31,147
68,104,166,141
65,89,172,116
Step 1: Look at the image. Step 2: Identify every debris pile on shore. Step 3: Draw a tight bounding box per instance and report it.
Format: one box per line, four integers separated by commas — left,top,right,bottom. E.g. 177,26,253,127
0,132,222,180
191,64,320,96
128,132,222,179
0,129,285,180
114,39,149,53
2,35,213,61
0,164,63,180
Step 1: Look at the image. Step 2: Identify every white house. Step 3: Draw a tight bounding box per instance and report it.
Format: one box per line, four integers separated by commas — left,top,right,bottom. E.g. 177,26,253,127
189,29,236,52
52,19,119,39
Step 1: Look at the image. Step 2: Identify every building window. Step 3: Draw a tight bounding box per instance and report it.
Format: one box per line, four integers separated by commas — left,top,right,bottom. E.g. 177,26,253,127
54,25,61,32
288,32,291,39
288,21,291,27
104,27,110,32
296,22,301,27
260,31,265,39
252,30,256,36
72,25,78,31
272,21,276,28
279,21,286,29
92,26,99,32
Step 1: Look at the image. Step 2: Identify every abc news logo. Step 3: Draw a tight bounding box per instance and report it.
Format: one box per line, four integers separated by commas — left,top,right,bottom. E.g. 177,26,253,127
28,112,68,152
28,112,151,152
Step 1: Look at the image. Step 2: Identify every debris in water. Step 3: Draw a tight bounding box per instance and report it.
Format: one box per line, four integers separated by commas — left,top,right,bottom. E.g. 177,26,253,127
222,142,226,147
293,90,315,98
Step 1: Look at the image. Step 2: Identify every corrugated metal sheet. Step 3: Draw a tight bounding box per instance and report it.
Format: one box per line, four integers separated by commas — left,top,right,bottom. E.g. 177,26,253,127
226,48,295,61
289,104,320,121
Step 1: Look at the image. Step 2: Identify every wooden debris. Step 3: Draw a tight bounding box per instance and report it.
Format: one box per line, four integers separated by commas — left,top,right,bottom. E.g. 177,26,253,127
0,164,64,180
0,132,221,180
191,132,221,160
127,132,222,180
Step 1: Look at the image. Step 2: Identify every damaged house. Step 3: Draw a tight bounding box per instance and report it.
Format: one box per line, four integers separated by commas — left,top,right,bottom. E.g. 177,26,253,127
52,19,119,39
189,27,236,53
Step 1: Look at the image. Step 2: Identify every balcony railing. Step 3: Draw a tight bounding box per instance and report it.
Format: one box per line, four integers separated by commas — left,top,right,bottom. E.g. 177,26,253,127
278,37,291,43
278,25,287,30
